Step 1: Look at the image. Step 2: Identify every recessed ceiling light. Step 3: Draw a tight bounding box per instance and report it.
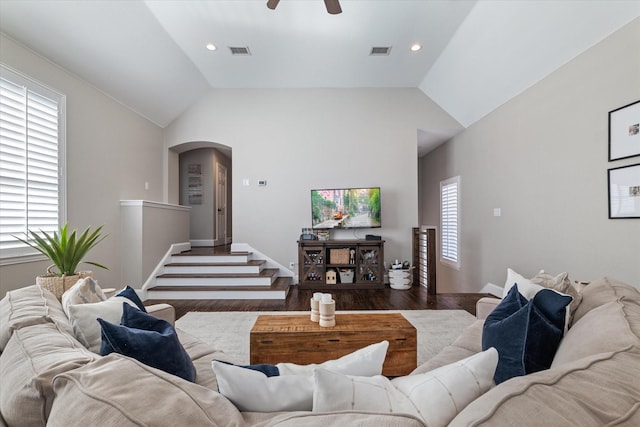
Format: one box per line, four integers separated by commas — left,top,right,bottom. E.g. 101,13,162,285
410,44,422,52
206,43,217,51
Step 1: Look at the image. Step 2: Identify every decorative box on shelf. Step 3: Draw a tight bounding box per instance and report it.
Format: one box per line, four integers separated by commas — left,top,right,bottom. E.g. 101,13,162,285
329,248,350,264
297,239,384,290
339,269,354,283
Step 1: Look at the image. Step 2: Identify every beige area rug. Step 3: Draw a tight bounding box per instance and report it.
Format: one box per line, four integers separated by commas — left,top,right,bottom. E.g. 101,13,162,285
176,310,476,367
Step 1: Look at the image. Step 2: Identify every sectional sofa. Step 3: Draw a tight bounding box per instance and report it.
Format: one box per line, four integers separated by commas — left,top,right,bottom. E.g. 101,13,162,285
1,276,638,426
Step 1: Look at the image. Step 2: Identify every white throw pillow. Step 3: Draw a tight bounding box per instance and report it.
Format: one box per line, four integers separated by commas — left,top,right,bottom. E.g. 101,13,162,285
503,268,538,298
61,277,107,317
212,340,389,412
213,361,314,412
313,347,499,427
313,369,419,416
67,297,139,352
276,339,389,376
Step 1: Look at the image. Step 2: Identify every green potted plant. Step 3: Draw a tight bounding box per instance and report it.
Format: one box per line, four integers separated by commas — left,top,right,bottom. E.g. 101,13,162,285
14,224,108,300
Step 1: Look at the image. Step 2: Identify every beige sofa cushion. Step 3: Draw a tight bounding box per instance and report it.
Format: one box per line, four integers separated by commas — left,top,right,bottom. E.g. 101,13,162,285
572,277,640,324
0,322,97,426
450,347,640,427
411,319,483,375
49,354,247,427
177,328,222,390
0,285,72,351
552,299,640,368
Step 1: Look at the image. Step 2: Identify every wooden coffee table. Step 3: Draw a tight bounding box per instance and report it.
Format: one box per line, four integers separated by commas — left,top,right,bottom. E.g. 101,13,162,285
249,312,417,376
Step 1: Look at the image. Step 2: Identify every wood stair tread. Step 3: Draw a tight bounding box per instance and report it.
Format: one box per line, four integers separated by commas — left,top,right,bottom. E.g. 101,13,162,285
156,267,278,279
165,260,265,267
174,247,251,256
151,277,291,292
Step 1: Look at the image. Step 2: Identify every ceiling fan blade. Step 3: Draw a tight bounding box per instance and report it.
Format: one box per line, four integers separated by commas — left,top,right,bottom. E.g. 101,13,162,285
324,0,342,14
266,0,280,10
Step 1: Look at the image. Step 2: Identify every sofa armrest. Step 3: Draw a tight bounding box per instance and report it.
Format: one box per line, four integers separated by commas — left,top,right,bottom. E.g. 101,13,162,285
145,304,176,326
476,297,501,320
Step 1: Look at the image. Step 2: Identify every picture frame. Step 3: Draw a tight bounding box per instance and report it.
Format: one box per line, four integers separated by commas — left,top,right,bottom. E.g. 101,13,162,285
608,163,640,219
608,100,640,161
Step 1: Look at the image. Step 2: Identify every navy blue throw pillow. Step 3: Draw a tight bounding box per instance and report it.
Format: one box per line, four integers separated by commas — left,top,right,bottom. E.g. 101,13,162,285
482,285,565,384
98,303,196,382
115,285,147,312
532,288,572,331
215,360,280,377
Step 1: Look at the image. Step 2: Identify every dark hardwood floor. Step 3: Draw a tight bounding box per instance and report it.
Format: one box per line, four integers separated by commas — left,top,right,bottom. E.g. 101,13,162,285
147,285,489,320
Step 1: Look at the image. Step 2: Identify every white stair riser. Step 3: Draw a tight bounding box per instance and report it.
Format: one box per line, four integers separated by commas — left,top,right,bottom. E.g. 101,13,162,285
170,255,250,263
156,277,275,286
163,265,262,275
147,290,286,300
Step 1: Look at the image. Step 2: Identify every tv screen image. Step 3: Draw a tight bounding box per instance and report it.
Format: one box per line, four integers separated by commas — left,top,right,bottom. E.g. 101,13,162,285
311,187,381,229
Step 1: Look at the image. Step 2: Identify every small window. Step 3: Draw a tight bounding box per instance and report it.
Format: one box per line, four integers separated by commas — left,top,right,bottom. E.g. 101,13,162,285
0,65,66,263
440,176,460,269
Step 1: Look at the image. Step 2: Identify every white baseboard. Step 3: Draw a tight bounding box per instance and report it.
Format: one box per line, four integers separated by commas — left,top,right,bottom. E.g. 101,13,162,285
191,239,214,247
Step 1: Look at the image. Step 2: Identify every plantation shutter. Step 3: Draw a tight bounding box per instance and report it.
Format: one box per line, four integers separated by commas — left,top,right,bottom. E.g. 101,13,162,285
0,66,64,259
440,176,460,268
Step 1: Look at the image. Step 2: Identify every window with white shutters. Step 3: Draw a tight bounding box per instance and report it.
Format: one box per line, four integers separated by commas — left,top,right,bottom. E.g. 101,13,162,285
440,176,460,269
0,65,66,262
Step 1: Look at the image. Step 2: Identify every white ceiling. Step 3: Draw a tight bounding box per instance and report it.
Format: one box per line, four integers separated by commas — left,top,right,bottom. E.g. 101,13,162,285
1,0,638,154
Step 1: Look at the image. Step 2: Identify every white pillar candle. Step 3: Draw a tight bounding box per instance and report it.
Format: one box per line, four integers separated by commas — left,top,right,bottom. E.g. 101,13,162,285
322,293,333,303
310,297,320,322
319,298,336,327
313,292,323,301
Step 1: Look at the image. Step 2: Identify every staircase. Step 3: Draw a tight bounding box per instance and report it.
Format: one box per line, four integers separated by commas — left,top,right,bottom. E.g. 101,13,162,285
145,246,292,300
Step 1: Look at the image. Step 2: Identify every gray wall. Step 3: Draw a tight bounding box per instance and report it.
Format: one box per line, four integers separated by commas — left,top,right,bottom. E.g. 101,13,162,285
0,34,164,295
419,18,640,292
164,88,463,270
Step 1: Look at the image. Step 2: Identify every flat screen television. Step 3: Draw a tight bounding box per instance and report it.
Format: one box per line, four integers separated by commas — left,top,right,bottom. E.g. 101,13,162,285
311,187,381,229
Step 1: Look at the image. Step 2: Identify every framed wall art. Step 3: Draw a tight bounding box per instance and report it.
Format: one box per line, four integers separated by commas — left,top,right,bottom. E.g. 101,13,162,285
608,100,640,161
608,163,640,219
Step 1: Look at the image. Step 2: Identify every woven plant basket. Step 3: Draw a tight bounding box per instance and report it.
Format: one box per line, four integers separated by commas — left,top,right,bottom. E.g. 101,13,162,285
36,266,93,301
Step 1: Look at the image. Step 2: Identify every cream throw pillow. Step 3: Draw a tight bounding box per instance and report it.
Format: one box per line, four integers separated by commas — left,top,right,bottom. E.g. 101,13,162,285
313,347,498,427
212,340,389,412
61,277,107,317
67,297,139,353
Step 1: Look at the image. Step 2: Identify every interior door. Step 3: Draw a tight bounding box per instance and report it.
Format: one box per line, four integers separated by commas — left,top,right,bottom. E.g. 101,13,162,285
215,162,228,245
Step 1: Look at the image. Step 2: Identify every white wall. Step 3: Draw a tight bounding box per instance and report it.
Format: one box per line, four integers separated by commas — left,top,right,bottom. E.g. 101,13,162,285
0,35,164,295
419,18,640,292
120,201,190,287
164,88,462,270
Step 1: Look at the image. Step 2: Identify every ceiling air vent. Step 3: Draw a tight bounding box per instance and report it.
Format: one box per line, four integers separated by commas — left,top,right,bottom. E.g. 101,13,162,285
229,46,251,56
370,46,391,56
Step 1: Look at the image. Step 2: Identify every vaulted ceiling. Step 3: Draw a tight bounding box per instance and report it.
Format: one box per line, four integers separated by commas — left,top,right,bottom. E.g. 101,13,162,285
1,1,638,154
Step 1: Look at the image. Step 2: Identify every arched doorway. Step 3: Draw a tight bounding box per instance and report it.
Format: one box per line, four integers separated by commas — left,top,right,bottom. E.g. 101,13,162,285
171,141,232,247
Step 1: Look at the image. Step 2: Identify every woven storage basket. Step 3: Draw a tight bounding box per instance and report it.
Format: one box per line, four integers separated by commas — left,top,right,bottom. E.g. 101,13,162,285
329,248,350,264
36,268,93,301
